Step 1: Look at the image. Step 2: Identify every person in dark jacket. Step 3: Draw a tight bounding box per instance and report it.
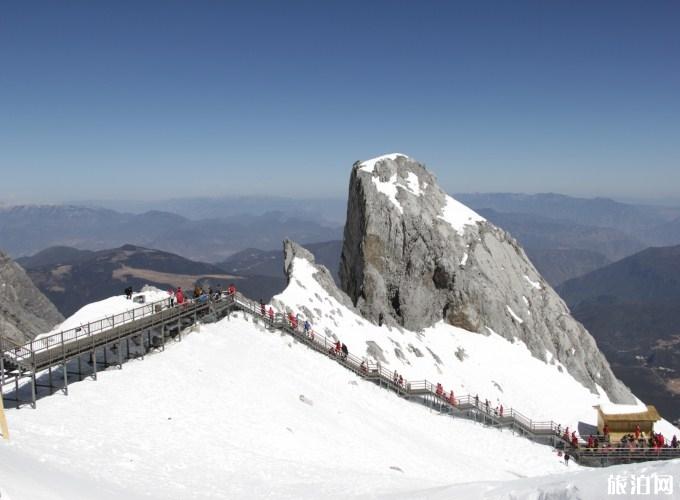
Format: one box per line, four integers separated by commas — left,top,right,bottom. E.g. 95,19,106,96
341,343,348,360
378,312,384,327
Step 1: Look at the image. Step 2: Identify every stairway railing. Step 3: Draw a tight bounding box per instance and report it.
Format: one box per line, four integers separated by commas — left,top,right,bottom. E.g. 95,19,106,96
4,289,680,463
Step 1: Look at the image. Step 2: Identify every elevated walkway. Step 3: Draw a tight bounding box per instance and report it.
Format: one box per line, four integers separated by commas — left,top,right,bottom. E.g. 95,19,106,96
2,291,679,467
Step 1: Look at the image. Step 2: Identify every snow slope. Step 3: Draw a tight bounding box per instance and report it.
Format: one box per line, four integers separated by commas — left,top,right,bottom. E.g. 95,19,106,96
2,280,679,499
273,257,680,439
3,312,569,500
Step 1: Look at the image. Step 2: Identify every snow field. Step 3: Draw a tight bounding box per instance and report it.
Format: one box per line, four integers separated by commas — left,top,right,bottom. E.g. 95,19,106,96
3,312,571,500
274,258,680,439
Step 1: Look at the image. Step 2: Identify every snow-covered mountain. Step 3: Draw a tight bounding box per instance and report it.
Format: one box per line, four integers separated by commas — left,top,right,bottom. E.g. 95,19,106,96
2,154,680,499
339,154,632,404
274,240,679,437
2,273,678,499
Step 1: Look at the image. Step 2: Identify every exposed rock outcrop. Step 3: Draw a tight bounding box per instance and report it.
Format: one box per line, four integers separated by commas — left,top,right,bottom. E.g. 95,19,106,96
282,239,355,311
339,154,634,403
0,249,64,346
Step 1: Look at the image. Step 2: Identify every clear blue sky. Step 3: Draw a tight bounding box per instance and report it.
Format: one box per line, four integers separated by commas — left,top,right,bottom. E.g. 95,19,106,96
1,1,679,203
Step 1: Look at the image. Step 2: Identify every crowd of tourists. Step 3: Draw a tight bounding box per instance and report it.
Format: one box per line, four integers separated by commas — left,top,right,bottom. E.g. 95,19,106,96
123,283,238,309
556,422,679,451
124,284,680,461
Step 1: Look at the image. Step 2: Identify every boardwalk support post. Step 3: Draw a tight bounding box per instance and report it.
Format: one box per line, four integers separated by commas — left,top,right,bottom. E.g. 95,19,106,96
30,372,36,409
0,397,9,441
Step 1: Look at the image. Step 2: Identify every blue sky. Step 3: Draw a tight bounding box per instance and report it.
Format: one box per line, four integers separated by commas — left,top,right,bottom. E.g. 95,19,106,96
1,1,679,203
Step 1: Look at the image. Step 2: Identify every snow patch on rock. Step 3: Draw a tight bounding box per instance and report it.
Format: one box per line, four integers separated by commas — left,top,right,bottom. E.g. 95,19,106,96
438,195,486,236
371,174,403,214
506,305,524,324
358,153,408,173
524,275,542,290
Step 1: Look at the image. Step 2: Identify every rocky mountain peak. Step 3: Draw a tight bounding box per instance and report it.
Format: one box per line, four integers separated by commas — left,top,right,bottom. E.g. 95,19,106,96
0,249,64,346
339,154,634,403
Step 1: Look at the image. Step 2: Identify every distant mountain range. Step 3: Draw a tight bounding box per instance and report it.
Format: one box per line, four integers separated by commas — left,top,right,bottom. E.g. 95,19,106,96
456,192,680,241
557,245,680,423
18,245,284,317
71,195,348,225
5,192,680,288
217,240,343,283
0,205,342,262
18,242,343,318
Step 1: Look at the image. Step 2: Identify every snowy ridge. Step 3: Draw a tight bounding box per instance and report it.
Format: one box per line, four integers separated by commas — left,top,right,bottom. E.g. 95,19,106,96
358,153,408,173
438,194,486,236
275,257,680,438
2,298,571,500
2,279,679,498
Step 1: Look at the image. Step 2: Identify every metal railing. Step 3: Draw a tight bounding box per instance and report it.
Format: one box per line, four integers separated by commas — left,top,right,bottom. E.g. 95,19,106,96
0,292,237,372
4,288,680,464
230,294,680,463
230,295,570,437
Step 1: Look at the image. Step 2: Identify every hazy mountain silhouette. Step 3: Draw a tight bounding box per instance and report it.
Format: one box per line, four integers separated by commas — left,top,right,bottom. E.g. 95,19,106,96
19,245,284,317
0,205,342,262
557,245,680,423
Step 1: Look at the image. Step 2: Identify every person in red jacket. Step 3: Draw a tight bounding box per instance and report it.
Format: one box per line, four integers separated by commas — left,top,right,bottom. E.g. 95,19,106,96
176,287,185,305
227,284,236,295
571,432,578,448
268,307,274,323
634,424,641,440
435,383,443,396
448,390,455,405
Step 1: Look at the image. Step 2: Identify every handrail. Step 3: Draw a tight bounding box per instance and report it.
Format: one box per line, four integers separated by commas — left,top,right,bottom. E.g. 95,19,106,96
230,296,572,437
1,292,235,368
5,289,680,462
230,296,680,458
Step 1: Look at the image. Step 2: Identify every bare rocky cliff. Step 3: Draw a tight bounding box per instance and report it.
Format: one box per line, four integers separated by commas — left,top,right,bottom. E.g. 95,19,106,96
338,154,635,404
0,249,64,346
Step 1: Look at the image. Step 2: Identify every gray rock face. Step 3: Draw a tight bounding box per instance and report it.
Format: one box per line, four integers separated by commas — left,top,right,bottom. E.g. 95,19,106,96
339,154,635,403
0,249,64,346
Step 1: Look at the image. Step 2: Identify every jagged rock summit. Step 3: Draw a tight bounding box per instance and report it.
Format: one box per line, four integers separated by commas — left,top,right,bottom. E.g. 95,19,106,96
339,153,634,403
282,239,355,311
0,248,64,345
